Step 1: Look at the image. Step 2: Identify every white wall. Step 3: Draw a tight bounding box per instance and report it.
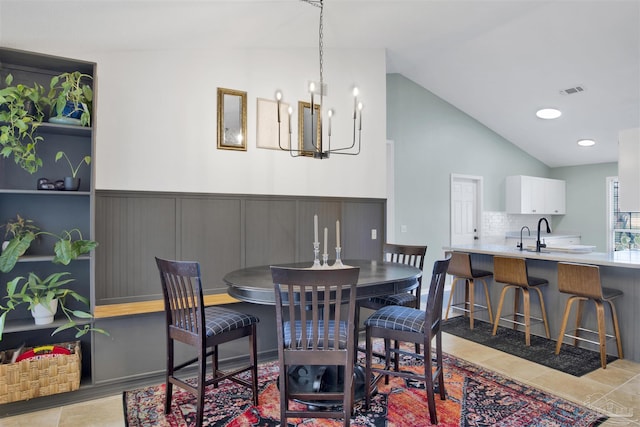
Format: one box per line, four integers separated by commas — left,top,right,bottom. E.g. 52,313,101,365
6,44,387,198
388,74,550,269
92,47,387,197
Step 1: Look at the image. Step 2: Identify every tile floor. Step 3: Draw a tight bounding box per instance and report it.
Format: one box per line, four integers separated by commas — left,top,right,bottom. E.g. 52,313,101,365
2,332,639,426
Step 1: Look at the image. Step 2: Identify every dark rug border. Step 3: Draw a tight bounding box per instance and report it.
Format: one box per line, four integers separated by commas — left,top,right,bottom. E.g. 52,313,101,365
441,315,616,376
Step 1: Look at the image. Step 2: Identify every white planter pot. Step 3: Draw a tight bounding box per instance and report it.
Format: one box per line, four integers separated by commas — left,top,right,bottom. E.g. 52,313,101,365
31,299,59,325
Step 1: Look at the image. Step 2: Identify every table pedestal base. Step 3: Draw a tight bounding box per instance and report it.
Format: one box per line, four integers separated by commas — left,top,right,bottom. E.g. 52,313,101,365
283,364,372,409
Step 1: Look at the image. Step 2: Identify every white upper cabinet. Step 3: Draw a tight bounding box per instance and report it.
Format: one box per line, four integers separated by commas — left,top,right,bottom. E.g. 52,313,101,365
544,178,566,214
506,175,566,215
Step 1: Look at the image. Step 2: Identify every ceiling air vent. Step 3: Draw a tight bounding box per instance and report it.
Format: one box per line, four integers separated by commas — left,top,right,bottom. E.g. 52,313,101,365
559,85,586,95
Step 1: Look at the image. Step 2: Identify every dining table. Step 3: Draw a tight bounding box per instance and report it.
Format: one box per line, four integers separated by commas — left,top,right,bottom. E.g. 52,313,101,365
224,259,423,305
223,258,423,406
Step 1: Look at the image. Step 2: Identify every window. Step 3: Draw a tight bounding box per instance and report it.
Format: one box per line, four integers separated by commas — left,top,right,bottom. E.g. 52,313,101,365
608,176,640,251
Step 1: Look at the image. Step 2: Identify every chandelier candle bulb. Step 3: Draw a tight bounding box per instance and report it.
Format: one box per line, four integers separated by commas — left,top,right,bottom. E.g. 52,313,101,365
275,91,282,122
314,214,319,244
353,87,359,119
287,106,293,134
336,220,340,248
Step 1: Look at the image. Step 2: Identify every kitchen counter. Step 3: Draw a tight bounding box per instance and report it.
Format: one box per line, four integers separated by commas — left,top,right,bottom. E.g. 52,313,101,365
447,243,640,269
444,243,640,362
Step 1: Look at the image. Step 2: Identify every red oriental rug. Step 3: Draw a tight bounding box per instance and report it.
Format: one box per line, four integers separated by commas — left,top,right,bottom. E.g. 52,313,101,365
123,352,606,427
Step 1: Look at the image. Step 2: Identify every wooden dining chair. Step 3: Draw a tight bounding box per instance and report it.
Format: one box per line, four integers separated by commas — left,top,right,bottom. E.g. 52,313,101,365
155,257,259,426
355,244,427,355
271,266,360,427
364,255,451,425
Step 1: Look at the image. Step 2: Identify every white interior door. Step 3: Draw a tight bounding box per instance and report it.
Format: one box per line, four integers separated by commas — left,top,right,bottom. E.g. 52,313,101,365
450,174,482,245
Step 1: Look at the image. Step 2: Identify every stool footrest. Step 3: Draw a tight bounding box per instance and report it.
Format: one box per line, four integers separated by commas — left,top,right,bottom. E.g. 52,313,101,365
562,327,618,345
449,302,491,313
495,312,546,328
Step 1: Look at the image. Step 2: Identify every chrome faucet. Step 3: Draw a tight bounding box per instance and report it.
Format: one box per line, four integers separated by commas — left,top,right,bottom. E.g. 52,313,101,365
536,217,551,252
517,226,530,250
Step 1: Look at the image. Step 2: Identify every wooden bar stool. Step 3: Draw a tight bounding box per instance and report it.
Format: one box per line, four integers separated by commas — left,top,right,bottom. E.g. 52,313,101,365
444,251,493,329
491,256,550,346
555,262,623,369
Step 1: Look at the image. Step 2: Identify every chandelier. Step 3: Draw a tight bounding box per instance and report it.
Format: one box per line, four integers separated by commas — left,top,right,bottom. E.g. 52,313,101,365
275,0,363,159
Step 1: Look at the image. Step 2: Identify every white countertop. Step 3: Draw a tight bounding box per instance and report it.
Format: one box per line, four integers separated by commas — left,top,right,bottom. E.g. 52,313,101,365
446,243,640,269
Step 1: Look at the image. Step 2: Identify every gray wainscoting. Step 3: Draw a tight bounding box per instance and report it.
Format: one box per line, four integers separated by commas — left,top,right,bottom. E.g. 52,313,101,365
93,190,385,383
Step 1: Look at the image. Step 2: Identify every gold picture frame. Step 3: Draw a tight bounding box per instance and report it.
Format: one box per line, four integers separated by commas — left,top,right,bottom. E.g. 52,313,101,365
298,101,321,157
217,87,247,151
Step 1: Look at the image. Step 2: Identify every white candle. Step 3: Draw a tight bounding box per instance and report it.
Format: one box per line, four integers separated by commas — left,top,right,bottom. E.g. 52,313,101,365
314,214,319,244
336,220,340,248
323,227,328,256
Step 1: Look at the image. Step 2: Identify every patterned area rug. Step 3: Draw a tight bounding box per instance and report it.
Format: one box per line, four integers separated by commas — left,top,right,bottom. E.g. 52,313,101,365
123,353,607,426
441,316,616,376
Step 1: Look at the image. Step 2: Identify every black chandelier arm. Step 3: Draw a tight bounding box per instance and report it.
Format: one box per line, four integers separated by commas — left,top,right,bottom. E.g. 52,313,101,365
324,133,361,155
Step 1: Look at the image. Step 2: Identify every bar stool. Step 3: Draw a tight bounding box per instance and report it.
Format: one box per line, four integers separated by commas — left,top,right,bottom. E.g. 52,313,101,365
444,251,493,329
555,262,623,369
491,256,550,346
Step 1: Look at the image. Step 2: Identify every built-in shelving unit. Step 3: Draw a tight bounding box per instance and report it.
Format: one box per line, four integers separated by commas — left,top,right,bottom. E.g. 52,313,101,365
0,47,96,386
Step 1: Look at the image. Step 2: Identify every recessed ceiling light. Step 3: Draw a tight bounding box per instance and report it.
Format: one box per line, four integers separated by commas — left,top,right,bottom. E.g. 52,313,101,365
577,139,595,147
536,108,562,119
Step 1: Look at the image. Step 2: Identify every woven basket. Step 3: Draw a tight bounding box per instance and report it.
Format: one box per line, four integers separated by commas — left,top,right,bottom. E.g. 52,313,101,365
0,341,81,404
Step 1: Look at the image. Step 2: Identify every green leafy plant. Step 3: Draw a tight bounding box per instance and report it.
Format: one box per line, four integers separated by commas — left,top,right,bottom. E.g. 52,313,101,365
55,151,91,179
0,74,48,173
48,71,93,126
0,272,108,340
0,225,97,273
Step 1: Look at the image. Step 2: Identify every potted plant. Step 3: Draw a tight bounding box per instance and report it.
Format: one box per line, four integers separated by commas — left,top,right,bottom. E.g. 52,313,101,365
0,271,108,339
47,71,93,127
55,151,91,190
0,223,97,273
0,74,48,173
1,214,40,253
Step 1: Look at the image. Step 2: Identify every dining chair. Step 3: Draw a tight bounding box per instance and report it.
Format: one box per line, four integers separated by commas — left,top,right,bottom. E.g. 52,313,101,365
364,255,451,425
155,257,259,427
354,244,427,356
271,265,360,427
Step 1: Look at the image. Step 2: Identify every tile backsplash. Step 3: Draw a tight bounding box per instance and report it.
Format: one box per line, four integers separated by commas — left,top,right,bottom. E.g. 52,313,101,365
481,211,548,243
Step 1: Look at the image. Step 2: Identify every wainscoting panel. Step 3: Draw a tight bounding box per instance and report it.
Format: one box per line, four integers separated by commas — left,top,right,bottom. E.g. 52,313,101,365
245,198,297,267
95,193,177,304
95,191,385,305
180,196,243,293
92,191,384,384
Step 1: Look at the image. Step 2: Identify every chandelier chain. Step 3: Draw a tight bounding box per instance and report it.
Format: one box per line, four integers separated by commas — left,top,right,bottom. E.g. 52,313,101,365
319,2,324,96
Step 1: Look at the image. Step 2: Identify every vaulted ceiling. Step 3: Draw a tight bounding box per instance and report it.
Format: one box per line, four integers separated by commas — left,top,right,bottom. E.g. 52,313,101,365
1,0,638,168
